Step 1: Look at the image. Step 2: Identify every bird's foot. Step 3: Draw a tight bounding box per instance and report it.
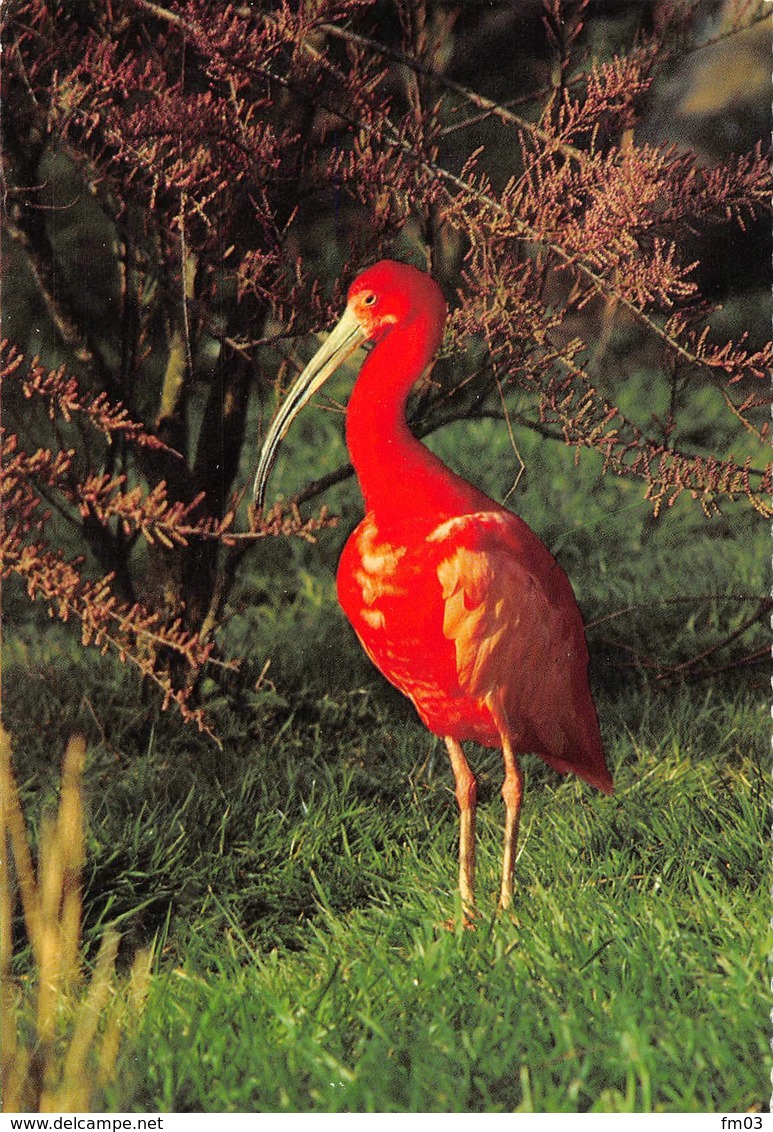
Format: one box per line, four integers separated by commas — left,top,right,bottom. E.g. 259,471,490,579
496,897,520,929
440,907,478,932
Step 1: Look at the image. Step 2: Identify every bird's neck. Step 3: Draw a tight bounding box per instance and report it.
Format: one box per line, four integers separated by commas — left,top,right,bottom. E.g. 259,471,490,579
346,317,492,529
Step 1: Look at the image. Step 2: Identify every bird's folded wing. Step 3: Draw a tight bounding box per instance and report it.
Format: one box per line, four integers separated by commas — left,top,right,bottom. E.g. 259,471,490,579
434,513,591,759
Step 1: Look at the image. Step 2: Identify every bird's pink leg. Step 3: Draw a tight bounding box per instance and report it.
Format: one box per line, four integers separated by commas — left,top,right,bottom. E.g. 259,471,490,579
444,736,477,916
499,731,524,910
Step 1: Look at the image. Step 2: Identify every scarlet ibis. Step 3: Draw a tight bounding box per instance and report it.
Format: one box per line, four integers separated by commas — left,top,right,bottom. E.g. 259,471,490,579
254,260,613,915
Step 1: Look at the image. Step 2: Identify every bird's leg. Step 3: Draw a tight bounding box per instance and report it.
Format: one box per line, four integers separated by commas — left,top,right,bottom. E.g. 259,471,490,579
499,731,524,910
444,736,477,917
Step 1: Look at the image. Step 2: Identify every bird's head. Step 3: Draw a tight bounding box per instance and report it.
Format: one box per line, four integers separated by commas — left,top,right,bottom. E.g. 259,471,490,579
346,260,446,344
252,259,446,509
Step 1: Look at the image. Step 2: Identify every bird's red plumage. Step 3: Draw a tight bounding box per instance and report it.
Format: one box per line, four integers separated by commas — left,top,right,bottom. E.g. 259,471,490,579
335,260,612,796
338,508,611,794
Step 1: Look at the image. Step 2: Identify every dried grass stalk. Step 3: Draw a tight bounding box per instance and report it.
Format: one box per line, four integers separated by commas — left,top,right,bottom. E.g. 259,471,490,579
0,724,151,1113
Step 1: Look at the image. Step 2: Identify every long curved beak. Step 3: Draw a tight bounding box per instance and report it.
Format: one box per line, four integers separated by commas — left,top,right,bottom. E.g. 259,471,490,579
253,306,366,509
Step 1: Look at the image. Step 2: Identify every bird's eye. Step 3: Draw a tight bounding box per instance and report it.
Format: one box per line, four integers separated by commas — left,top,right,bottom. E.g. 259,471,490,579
363,292,377,307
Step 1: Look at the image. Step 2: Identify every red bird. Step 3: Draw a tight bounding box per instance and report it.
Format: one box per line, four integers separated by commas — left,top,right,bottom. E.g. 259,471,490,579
254,260,612,915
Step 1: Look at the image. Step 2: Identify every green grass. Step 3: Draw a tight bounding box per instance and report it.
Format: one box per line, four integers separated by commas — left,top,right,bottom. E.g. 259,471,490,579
3,633,767,1111
101,681,765,1113
3,400,768,1112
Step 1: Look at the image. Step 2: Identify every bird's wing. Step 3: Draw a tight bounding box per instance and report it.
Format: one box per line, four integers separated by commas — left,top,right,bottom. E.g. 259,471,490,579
432,512,609,788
